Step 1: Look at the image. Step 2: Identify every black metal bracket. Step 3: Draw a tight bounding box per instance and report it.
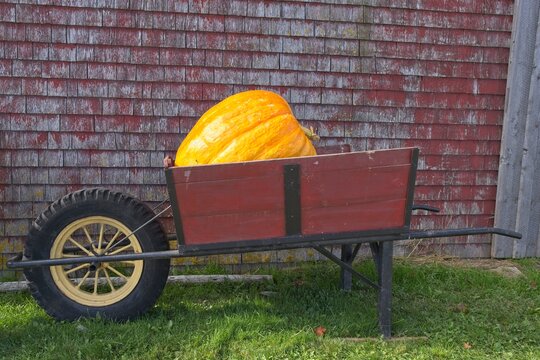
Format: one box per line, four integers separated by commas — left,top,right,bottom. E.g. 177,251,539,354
412,204,440,213
408,227,521,240
283,164,301,235
165,169,185,245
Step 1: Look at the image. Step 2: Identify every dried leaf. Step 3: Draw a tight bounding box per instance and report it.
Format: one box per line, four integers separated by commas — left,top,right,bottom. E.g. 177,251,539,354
451,303,469,314
463,342,472,349
314,325,326,337
530,281,537,290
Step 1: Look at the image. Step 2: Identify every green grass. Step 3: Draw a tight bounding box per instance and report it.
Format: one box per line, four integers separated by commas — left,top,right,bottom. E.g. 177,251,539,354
0,258,538,359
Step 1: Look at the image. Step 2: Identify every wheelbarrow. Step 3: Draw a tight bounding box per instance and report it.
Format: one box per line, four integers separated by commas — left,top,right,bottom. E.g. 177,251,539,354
8,147,521,338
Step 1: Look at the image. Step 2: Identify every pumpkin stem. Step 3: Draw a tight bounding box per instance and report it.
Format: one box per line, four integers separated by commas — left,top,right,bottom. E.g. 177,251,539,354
301,125,320,141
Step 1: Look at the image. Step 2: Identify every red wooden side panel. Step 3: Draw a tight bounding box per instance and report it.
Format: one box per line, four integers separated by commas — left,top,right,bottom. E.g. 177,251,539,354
173,172,285,244
301,164,411,235
167,147,416,246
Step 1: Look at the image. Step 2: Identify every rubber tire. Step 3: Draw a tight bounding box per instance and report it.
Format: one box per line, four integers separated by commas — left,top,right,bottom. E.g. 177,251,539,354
24,188,170,321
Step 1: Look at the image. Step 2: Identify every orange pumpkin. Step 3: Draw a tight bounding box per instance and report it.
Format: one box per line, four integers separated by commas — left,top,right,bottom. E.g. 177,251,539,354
174,90,317,166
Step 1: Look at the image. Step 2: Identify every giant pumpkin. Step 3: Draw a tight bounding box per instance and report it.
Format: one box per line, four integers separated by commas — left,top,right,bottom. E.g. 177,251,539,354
174,90,317,166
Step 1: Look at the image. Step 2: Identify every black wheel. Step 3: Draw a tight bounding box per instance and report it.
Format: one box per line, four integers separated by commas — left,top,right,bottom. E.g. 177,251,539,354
23,188,170,321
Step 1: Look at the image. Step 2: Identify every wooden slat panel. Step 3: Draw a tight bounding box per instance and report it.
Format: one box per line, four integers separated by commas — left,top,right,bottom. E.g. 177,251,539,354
170,161,285,183
169,147,414,183
302,199,407,235
175,172,285,244
301,165,410,208
175,174,283,217
298,149,413,174
182,211,284,245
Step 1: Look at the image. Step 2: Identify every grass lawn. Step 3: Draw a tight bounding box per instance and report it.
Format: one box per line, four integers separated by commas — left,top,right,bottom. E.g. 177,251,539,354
0,258,538,359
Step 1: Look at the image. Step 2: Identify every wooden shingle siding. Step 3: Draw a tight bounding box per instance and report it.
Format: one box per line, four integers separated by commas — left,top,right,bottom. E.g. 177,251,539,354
0,0,515,272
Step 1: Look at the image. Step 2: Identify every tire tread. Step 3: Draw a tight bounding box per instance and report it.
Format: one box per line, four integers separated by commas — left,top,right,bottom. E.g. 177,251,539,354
24,188,169,321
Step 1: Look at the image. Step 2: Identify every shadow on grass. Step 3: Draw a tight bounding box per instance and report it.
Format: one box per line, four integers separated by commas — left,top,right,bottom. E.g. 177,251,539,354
0,262,382,359
1,260,538,359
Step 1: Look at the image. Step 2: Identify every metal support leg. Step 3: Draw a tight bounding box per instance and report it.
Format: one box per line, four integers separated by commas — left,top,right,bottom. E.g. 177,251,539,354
314,246,379,290
370,242,381,279
340,244,353,291
378,241,394,338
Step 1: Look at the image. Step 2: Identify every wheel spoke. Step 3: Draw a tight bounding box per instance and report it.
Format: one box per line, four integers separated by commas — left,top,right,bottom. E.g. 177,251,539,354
61,253,83,258
107,243,134,256
97,223,105,251
93,269,100,294
106,264,128,280
119,260,137,266
103,230,122,252
82,226,95,249
68,237,94,257
103,268,115,292
65,263,90,275
76,270,92,289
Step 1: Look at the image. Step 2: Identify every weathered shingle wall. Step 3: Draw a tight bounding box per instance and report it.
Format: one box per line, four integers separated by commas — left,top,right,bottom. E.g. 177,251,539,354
0,0,513,273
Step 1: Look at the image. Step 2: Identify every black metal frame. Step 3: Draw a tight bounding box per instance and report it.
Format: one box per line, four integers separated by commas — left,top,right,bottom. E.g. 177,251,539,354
7,227,519,268
165,169,185,245
8,226,520,338
7,148,522,338
7,228,521,339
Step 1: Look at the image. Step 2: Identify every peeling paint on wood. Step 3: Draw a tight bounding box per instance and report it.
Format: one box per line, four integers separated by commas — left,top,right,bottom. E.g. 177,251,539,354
0,0,516,275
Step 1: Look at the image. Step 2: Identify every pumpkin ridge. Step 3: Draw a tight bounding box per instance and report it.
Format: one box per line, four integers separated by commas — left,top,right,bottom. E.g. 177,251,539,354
211,113,295,163
256,125,308,160
196,90,287,129
194,102,291,162
176,100,289,165
199,96,287,136
246,114,299,160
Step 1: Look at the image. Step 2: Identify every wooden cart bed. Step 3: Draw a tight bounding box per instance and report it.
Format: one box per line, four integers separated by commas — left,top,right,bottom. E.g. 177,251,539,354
165,147,418,249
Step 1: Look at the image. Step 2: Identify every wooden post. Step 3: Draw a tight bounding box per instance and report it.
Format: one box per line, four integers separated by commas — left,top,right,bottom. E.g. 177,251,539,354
493,0,540,258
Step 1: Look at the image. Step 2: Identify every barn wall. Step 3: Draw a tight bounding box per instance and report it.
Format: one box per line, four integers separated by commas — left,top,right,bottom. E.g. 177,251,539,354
0,0,513,276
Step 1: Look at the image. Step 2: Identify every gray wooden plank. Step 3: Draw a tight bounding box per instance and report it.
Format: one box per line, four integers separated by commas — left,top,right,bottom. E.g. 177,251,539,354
493,0,540,258
516,12,540,257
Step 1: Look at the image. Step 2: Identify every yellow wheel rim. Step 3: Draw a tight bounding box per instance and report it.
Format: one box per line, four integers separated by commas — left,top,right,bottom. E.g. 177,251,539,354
50,216,143,307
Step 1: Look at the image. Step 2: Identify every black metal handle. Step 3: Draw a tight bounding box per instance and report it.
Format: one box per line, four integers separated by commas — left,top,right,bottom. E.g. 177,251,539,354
412,204,440,213
408,227,522,240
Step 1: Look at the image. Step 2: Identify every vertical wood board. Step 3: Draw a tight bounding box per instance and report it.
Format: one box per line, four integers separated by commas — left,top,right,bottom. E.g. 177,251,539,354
515,12,540,257
494,1,540,258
